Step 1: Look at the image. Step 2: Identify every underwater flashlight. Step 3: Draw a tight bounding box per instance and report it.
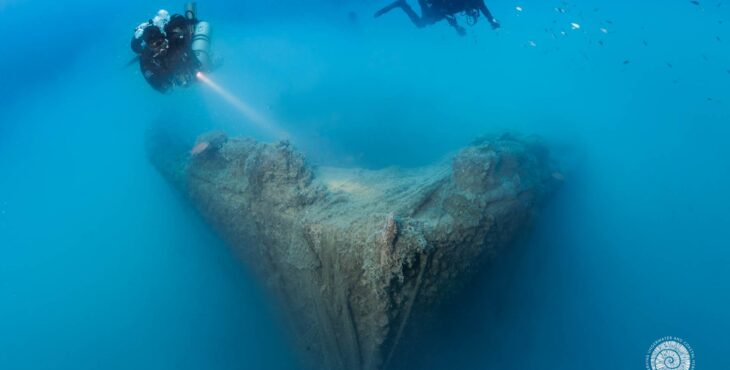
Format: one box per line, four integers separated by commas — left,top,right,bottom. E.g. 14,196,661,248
195,72,288,138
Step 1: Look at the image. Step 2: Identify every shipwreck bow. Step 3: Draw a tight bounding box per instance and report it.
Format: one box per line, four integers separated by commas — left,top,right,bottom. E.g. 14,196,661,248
147,130,560,370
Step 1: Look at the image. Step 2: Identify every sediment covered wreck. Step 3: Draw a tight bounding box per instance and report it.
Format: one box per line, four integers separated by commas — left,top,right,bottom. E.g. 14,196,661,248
147,130,559,370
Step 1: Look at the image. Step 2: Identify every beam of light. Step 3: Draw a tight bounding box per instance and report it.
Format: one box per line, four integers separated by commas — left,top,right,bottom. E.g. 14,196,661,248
196,71,289,138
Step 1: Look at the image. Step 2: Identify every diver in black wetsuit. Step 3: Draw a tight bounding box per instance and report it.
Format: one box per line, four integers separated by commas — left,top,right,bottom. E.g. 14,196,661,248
374,0,500,36
130,6,203,93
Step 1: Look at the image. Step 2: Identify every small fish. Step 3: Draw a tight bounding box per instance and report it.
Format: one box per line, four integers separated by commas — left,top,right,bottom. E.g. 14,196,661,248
571,22,581,30
717,36,722,42
598,40,605,46
623,60,631,64
600,27,609,33
516,6,523,12
690,0,700,5
528,40,537,47
666,62,673,68
191,141,210,156
643,40,649,46
555,7,567,13
552,172,565,181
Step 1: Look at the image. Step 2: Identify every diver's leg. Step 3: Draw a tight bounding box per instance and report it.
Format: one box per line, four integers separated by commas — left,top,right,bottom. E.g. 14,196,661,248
374,0,429,28
374,0,406,17
401,1,429,27
417,0,440,26
479,1,500,29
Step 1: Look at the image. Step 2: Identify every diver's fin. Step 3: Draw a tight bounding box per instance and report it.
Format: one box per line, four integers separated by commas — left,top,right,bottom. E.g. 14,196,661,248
124,56,140,69
374,0,404,18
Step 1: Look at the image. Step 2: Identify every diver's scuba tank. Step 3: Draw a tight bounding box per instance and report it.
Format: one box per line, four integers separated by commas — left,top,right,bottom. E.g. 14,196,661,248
191,21,212,71
185,2,196,21
184,2,212,72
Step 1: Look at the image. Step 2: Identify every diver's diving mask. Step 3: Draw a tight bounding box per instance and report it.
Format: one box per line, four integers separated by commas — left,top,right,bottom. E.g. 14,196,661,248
150,38,169,57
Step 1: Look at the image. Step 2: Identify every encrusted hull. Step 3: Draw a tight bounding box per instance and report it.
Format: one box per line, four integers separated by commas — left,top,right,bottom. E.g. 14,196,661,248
148,131,559,370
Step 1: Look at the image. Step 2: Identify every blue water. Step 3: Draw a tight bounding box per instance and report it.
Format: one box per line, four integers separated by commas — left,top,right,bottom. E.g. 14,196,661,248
1,1,728,369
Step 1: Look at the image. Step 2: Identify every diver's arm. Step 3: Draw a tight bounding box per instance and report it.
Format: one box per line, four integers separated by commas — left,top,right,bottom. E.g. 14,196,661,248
131,36,144,54
131,21,151,54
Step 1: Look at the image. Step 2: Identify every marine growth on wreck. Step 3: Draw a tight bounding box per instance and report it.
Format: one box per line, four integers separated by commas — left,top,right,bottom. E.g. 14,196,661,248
148,130,560,370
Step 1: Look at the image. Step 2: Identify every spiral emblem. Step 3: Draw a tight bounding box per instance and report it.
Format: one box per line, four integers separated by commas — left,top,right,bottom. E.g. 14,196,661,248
646,337,694,370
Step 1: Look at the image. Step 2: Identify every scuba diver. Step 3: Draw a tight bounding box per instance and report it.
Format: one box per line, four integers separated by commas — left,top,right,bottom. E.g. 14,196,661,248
374,0,500,36
130,3,212,93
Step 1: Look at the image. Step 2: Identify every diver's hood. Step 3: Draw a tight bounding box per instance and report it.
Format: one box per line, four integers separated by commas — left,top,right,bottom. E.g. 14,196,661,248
142,26,164,43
